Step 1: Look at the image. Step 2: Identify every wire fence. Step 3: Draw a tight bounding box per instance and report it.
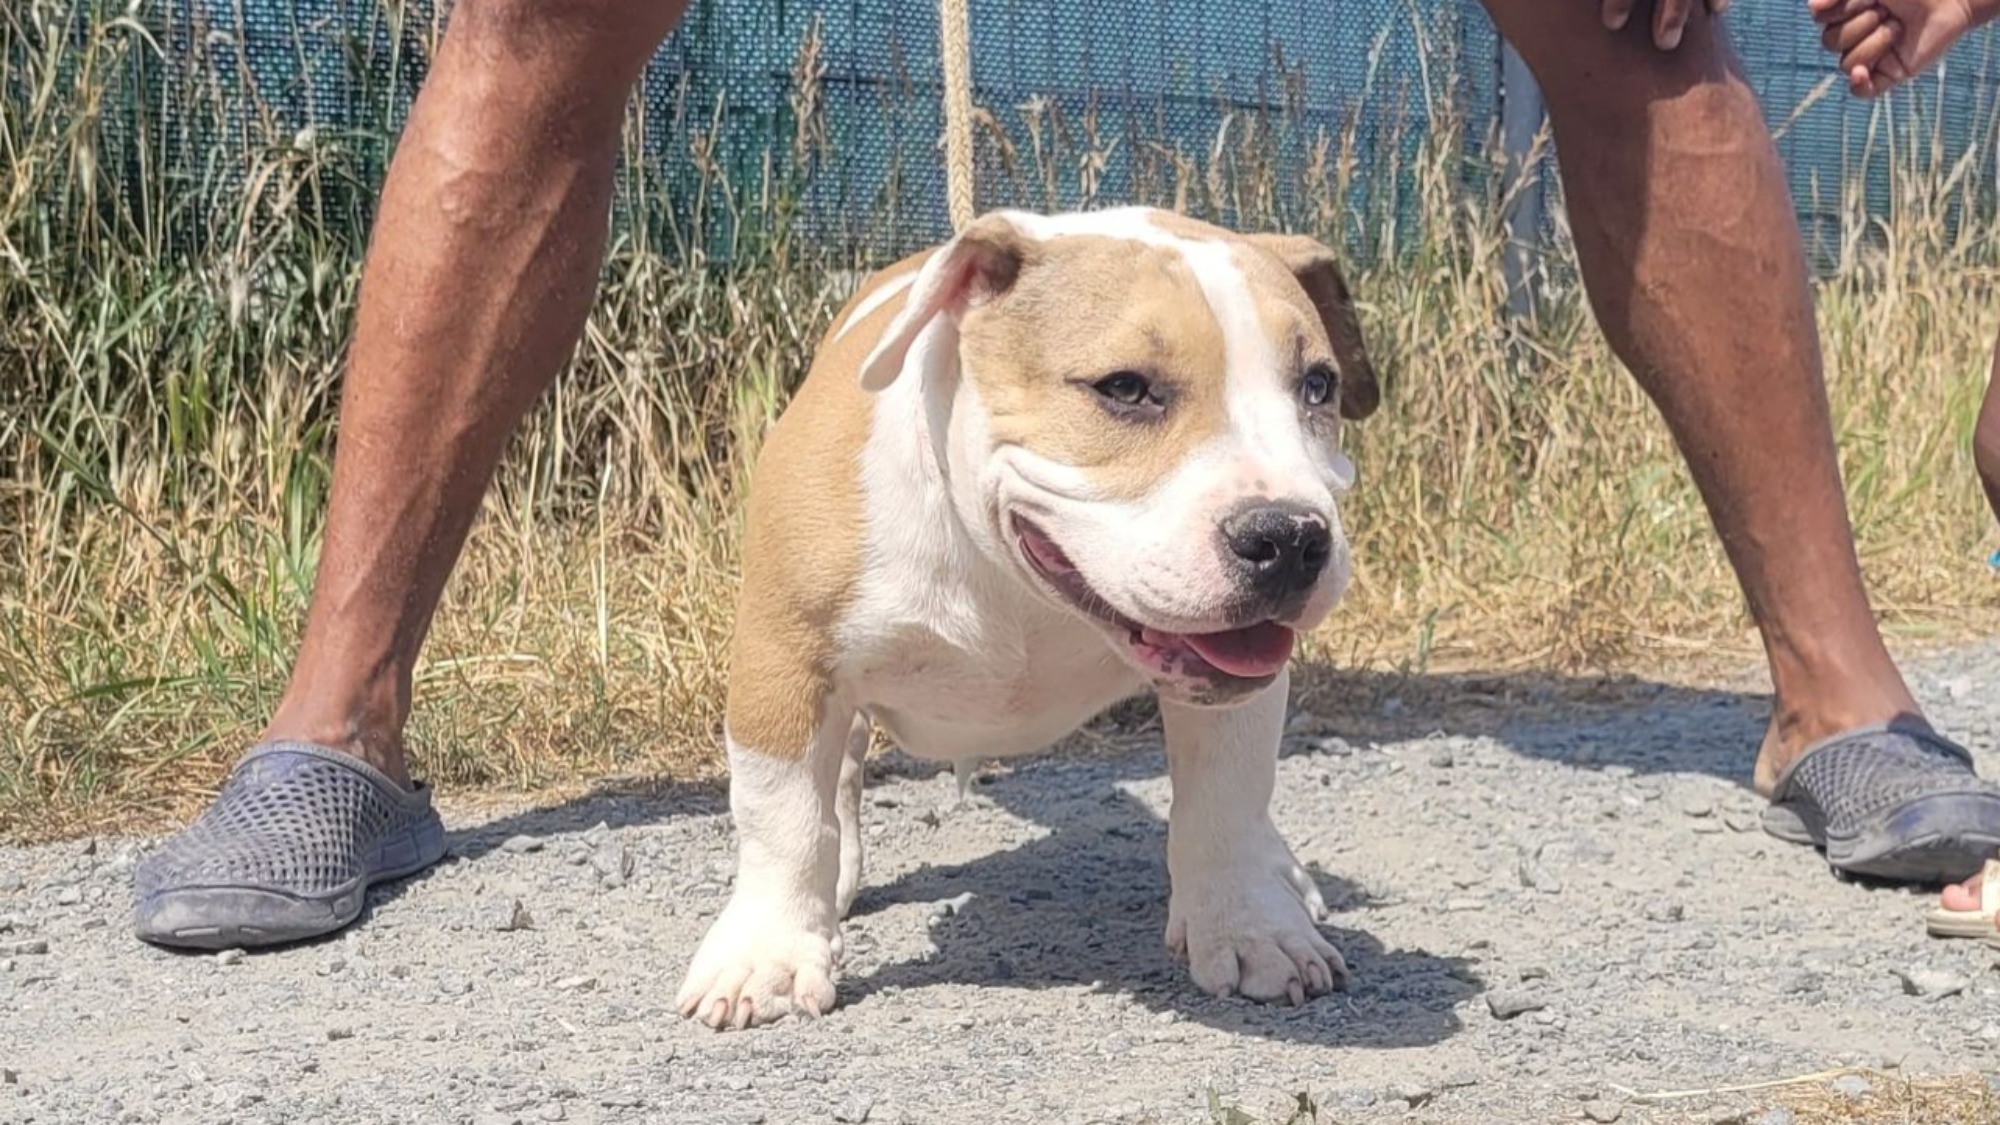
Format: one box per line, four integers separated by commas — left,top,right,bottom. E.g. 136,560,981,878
67,0,2000,268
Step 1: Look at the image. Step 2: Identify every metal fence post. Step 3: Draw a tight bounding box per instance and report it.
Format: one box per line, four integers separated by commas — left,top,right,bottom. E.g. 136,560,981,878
1498,39,1544,324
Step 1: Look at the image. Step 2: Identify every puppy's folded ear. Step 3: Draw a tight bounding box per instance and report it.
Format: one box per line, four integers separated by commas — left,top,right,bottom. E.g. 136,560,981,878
858,213,1035,392
1246,233,1380,421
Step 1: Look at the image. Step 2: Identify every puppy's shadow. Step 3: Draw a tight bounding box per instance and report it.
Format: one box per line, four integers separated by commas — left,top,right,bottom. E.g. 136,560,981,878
836,751,1483,1049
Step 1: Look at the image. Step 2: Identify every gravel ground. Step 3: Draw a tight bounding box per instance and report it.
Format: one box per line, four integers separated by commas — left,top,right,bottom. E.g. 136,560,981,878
6,644,2000,1125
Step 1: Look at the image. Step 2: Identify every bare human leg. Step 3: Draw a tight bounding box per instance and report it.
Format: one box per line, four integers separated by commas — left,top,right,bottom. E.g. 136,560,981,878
1480,0,2000,882
133,0,690,950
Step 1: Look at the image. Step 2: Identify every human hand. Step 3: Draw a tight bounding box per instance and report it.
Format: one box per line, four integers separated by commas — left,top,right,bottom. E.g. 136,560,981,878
1602,0,1732,51
1809,0,1986,97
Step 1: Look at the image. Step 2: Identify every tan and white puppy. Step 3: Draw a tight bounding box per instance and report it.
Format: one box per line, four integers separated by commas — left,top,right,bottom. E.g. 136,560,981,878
676,206,1381,1030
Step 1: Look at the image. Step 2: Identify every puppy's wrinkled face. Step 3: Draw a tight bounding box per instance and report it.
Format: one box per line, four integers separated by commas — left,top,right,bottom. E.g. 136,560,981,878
860,208,1379,706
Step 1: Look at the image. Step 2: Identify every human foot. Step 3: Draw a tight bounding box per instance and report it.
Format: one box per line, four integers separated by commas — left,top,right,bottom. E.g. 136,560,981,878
1758,719,2000,883
1924,857,2000,945
132,743,446,949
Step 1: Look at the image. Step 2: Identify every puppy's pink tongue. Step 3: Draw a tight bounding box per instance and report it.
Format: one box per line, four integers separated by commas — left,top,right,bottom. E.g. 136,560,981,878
1182,622,1296,678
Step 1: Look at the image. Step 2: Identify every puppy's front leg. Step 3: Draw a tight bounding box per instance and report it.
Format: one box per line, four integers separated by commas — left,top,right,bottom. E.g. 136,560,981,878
1161,667,1348,1005
676,704,852,1030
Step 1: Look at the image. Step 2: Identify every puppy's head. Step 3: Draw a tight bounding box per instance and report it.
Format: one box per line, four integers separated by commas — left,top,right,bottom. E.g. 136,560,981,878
859,208,1378,706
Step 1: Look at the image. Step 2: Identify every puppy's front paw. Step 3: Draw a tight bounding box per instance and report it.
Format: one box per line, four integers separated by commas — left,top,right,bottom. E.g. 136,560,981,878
676,901,839,1030
1166,865,1347,1006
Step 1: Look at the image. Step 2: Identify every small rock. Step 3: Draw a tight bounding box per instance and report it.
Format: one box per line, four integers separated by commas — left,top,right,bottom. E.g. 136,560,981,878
1681,795,1715,818
215,949,246,967
1754,1109,1794,1125
0,875,23,893
1518,966,1550,982
499,836,544,855
1516,847,1563,894
1,1068,16,1084
1334,1087,1377,1109
590,839,634,887
1642,902,1685,924
1700,1109,1749,1125
0,916,14,932
1428,748,1456,769
1444,897,1484,913
1440,1071,1481,1090
79,838,98,857
491,900,535,933
535,1104,566,1122
1390,1082,1435,1107
1781,970,1822,995
326,1027,354,1042
54,887,81,907
1583,1100,1623,1123
1724,813,1760,833
834,1096,875,1123
1829,1075,1870,1100
1894,967,1969,1001
930,892,975,922
1486,988,1547,1020
1,940,47,956
1691,820,1724,834
554,975,599,993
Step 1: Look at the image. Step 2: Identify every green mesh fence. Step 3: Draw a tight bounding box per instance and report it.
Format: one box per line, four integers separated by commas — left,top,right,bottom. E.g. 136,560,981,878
64,0,2000,268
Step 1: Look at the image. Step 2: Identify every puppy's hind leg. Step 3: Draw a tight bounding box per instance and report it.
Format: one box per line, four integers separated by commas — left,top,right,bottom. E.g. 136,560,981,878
677,666,852,1031
835,714,870,919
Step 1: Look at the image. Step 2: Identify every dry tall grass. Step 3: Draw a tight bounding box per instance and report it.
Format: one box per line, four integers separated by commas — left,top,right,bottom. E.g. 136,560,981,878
5,0,2000,841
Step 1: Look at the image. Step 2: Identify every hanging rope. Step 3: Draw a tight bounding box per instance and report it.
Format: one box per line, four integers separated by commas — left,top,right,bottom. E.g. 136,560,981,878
938,0,976,232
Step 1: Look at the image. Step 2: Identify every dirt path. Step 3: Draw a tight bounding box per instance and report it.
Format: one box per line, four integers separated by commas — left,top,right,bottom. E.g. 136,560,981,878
5,645,1999,1125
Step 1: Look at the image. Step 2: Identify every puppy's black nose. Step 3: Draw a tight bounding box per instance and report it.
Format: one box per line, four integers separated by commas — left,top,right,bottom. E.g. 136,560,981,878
1220,501,1332,595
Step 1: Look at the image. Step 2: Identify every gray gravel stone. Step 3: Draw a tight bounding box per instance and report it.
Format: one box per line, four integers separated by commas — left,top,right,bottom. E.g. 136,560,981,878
1894,967,1969,1001
590,839,634,888
1582,1099,1623,1123
1486,988,1547,1020
491,900,536,933
500,836,544,855
1390,1082,1435,1107
1,939,47,956
10,636,2000,1124
214,950,245,967
1829,1075,1870,1099
1754,1109,1794,1125
834,1095,875,1123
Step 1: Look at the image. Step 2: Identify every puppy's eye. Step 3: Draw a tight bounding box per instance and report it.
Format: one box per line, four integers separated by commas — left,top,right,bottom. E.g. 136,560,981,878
1093,371,1154,406
1300,363,1338,408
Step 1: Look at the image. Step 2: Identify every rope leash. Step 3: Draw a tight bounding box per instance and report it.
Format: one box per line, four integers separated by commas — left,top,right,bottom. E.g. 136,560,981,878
938,0,976,232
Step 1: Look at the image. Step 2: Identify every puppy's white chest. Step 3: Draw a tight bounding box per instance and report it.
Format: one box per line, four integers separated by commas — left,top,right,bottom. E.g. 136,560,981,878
842,598,1141,762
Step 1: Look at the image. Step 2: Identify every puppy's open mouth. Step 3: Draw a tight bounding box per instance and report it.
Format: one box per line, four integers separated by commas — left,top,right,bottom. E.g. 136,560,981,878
1012,516,1295,683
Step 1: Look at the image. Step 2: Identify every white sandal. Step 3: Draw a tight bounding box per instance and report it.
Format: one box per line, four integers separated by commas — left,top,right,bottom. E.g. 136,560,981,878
1922,856,2000,948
